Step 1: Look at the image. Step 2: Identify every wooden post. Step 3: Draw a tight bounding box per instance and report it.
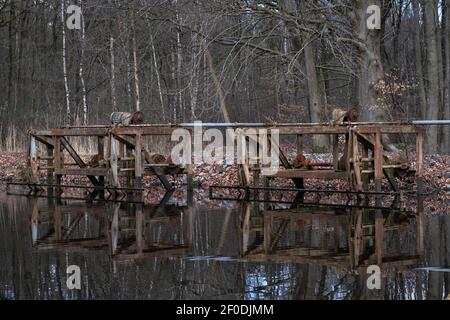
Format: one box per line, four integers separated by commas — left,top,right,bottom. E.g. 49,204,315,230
53,136,63,199
119,141,124,159
373,129,384,266
110,135,120,191
29,135,40,187
296,134,303,155
362,145,369,190
126,144,133,195
374,129,383,207
253,154,260,214
186,164,193,191
263,177,270,211
240,164,251,188
416,128,424,212
46,144,54,197
352,130,363,192
343,132,350,172
134,133,142,190
332,134,339,170
105,133,111,163
97,136,105,199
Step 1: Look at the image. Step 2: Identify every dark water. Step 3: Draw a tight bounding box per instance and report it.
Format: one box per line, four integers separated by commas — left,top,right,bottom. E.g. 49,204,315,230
0,192,449,300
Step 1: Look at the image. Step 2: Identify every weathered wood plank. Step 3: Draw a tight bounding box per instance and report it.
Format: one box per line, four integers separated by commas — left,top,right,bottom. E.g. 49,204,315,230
55,168,109,176
261,169,347,179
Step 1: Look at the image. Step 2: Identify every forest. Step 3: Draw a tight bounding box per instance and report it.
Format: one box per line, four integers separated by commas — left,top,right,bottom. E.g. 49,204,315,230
0,0,449,153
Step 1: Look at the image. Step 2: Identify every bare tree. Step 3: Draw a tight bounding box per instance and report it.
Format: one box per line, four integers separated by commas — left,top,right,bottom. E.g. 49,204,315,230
423,0,440,152
61,0,71,124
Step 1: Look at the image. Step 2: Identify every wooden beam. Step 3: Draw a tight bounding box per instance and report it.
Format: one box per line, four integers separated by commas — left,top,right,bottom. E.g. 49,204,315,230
114,133,173,191
59,137,103,202
142,149,173,191
266,126,347,135
112,134,135,148
55,168,108,176
112,127,190,136
261,169,347,180
31,134,54,147
354,131,375,149
355,125,419,134
34,127,108,136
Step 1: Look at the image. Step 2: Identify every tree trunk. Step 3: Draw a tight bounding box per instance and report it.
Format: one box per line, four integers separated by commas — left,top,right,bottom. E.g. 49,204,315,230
423,0,440,153
355,0,384,122
151,36,165,121
304,41,328,152
442,0,450,153
176,12,183,121
132,20,140,112
205,47,231,123
109,35,117,112
412,0,427,119
61,0,71,124
78,0,88,125
190,32,198,121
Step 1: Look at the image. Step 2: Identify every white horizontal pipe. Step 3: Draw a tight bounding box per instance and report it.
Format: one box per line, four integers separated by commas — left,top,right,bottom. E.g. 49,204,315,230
412,120,450,125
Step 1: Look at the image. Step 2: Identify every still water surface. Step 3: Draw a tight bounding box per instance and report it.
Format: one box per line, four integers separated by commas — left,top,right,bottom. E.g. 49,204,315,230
0,193,449,300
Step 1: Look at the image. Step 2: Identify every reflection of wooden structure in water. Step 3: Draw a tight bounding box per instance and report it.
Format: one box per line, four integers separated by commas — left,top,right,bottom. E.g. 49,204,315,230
239,204,424,273
30,199,193,261
110,203,193,260
31,201,109,251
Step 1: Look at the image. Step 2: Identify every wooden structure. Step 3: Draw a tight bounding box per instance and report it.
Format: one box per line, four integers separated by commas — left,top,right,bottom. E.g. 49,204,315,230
24,122,424,203
237,122,424,202
27,125,193,202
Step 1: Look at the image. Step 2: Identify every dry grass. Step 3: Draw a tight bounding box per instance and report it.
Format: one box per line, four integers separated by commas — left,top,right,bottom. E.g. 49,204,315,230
0,125,27,153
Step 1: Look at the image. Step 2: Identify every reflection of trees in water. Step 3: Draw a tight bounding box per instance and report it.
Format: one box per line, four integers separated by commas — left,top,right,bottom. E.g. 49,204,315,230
426,216,450,300
0,194,449,300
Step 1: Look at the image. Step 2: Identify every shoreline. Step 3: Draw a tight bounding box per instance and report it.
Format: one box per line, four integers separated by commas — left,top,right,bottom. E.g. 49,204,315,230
1,151,448,215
